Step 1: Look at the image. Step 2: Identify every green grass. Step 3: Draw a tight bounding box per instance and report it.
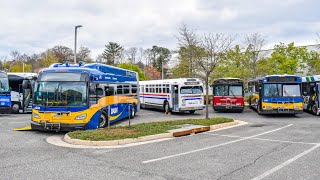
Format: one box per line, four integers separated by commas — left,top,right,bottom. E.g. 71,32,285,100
68,117,233,141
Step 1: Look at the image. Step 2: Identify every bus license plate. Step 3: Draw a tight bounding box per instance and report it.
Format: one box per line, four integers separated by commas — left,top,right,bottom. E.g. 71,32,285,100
188,100,198,105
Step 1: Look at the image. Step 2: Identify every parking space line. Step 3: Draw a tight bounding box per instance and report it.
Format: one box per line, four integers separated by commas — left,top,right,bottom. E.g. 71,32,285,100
206,133,317,145
251,144,320,180
142,124,293,164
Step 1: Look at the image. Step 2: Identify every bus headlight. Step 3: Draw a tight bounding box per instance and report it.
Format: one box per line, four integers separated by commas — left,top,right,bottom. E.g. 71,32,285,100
294,106,300,110
182,100,186,103
32,113,40,119
75,114,87,120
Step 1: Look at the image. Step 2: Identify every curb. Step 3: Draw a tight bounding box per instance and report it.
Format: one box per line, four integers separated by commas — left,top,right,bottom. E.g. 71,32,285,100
64,120,243,146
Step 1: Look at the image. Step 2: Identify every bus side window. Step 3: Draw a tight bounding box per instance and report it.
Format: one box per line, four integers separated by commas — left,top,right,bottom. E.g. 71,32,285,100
156,84,159,93
132,85,137,94
146,85,149,93
105,86,114,96
124,85,130,94
117,85,123,94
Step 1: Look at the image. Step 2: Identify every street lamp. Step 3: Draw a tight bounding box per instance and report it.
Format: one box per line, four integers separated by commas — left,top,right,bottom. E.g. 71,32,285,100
74,25,83,64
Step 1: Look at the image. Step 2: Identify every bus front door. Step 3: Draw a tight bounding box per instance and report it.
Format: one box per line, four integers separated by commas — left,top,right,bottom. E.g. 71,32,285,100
171,85,179,112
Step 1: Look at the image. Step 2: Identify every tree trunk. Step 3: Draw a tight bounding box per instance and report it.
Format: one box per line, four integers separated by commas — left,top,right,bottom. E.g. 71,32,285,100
205,76,209,120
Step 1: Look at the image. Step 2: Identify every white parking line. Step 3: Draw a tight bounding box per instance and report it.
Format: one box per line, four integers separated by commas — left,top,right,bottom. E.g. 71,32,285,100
142,124,293,164
206,133,318,145
251,144,320,180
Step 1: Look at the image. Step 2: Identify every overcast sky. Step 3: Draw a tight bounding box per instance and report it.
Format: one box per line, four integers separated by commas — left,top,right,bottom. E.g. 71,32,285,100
0,0,319,59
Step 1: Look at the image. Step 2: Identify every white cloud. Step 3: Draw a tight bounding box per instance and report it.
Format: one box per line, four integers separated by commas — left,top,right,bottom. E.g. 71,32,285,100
0,0,319,59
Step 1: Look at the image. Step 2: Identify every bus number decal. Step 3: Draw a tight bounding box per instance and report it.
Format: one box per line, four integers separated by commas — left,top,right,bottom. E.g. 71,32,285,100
110,107,118,115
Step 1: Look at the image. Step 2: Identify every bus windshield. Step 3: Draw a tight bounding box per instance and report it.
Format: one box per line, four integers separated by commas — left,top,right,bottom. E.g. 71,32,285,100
0,76,10,93
180,86,203,94
263,84,301,97
214,85,243,96
34,82,87,107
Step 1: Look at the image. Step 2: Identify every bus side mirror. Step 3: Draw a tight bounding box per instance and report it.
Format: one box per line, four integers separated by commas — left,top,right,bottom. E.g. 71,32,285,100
89,83,96,94
22,80,29,89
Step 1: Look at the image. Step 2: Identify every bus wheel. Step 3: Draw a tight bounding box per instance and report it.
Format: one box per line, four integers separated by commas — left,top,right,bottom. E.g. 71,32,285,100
99,112,108,128
164,101,170,114
11,103,20,114
257,105,262,115
189,110,195,114
312,103,317,115
129,104,136,118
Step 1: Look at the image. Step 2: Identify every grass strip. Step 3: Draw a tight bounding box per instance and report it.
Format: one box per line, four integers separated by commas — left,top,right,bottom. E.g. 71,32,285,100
68,117,233,141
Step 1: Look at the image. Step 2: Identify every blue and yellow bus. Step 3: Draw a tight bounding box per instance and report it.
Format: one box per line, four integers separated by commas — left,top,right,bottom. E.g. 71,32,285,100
248,75,303,114
31,62,139,131
0,71,11,113
302,75,320,115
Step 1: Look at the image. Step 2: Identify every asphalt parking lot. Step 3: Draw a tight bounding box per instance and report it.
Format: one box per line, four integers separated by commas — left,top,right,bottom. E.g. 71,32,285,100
1,107,320,179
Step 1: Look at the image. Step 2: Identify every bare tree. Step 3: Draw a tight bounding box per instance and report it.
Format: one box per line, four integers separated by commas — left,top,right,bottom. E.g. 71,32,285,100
177,23,200,77
243,33,266,78
137,47,144,64
10,51,21,61
126,47,138,64
195,33,234,119
51,45,74,62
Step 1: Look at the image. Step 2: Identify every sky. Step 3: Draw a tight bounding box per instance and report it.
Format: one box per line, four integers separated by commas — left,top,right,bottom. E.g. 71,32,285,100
0,0,319,59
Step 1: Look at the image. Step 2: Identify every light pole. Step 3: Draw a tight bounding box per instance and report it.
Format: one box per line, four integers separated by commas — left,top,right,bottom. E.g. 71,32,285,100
74,25,82,64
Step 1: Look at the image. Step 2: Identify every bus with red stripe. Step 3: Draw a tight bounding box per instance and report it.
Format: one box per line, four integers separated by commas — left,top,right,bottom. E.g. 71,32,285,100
139,78,205,114
212,78,244,112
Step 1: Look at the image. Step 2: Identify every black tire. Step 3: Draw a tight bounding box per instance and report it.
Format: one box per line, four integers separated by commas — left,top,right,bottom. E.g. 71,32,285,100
164,101,170,114
311,103,317,115
189,110,195,114
11,103,20,114
99,112,108,128
129,104,136,118
257,102,262,115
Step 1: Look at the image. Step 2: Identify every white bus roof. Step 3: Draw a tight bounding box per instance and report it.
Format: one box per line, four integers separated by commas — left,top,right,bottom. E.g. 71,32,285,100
140,78,203,85
7,73,37,78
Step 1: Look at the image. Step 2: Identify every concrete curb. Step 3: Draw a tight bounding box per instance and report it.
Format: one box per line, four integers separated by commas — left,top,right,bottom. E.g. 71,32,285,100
64,120,244,146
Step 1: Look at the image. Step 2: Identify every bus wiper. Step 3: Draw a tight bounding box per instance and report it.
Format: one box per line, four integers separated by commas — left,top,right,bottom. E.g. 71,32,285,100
230,89,237,98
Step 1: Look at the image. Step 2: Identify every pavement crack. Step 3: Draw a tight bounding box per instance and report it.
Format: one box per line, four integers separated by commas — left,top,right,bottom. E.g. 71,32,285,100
215,143,291,180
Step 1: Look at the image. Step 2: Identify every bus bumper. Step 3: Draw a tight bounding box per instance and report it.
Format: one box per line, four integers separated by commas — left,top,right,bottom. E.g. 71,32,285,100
0,106,12,114
213,105,244,112
31,121,86,132
259,109,303,114
178,106,205,112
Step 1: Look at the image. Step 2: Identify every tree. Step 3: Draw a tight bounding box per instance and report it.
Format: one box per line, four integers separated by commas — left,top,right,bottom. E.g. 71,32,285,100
40,50,60,68
243,33,266,78
78,46,93,63
144,66,161,80
177,23,200,77
51,45,74,63
149,46,171,78
102,42,124,65
267,42,309,75
118,63,145,80
126,47,138,64
221,45,252,80
195,33,234,119
10,62,31,72
305,51,320,75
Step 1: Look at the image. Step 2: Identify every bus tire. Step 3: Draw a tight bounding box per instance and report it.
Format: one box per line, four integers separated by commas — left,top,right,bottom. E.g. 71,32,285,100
99,112,108,128
311,103,317,115
11,103,20,114
129,104,136,119
164,101,170,114
189,110,195,114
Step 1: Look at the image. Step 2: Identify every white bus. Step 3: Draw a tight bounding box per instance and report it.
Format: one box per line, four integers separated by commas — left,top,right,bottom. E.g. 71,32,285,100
7,73,37,113
139,78,205,114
